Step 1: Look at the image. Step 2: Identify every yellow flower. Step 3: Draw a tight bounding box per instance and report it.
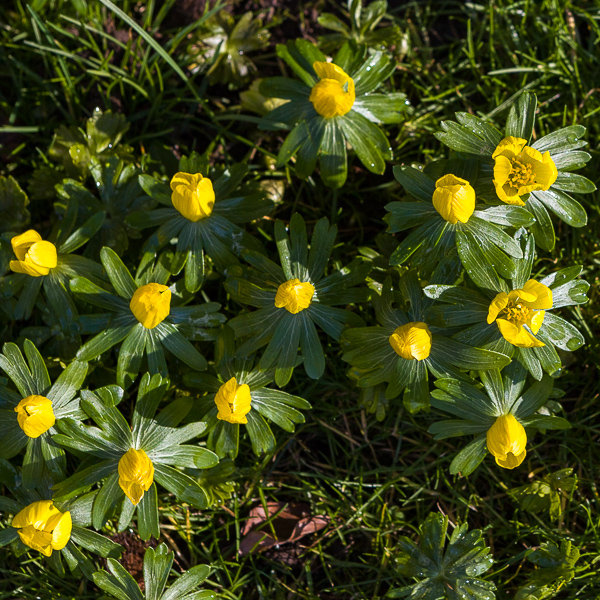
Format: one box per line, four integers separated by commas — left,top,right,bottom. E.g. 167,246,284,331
118,448,154,505
10,230,57,277
389,322,432,361
486,414,527,469
309,61,355,119
14,395,56,438
432,174,476,224
487,279,552,348
170,172,215,222
130,283,171,329
492,136,558,206
12,500,72,557
274,278,315,314
214,377,252,425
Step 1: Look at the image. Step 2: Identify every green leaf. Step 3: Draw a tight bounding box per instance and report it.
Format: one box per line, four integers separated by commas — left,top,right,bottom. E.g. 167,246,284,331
144,544,173,600
295,117,326,179
259,77,311,101
505,92,537,142
100,247,137,299
435,120,497,156
155,322,207,371
275,42,316,87
456,229,504,292
92,472,122,530
551,172,596,194
392,512,495,598
49,359,88,411
162,565,211,600
532,125,587,154
449,434,488,476
138,482,160,542
153,464,208,508
117,324,147,388
148,446,218,469
392,165,436,203
338,111,389,173
526,193,555,251
246,410,276,455
70,525,122,558
70,276,128,312
0,342,37,397
94,558,144,600
541,313,585,352
59,211,106,254
0,175,30,233
22,438,43,489
353,51,394,95
276,121,305,167
320,119,347,189
432,337,510,371
77,315,135,361
531,189,587,227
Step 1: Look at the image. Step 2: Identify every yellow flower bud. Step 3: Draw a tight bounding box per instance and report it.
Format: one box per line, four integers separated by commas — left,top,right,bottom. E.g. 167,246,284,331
118,448,154,505
389,322,432,361
214,377,252,425
492,136,558,205
12,500,72,557
309,61,355,119
14,395,56,438
487,279,552,348
274,279,315,314
10,230,57,277
432,174,476,224
170,172,215,222
486,414,527,469
130,283,171,329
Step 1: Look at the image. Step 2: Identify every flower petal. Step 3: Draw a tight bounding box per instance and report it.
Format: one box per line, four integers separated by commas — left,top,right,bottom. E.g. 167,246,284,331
496,318,544,347
522,279,553,309
487,292,509,324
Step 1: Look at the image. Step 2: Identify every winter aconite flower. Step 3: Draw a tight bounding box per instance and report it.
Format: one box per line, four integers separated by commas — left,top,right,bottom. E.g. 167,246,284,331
386,166,533,284
53,374,218,540
214,377,252,424
487,280,552,348
274,279,315,314
429,363,570,475
486,414,527,469
170,172,215,221
309,62,355,118
0,341,88,489
432,175,476,224
129,283,171,329
424,232,588,380
225,214,370,386
435,92,596,250
185,327,311,458
388,322,432,361
71,247,223,387
118,448,155,505
14,395,55,438
12,500,72,557
10,230,57,276
493,137,558,205
128,157,273,292
2,205,105,348
259,40,411,188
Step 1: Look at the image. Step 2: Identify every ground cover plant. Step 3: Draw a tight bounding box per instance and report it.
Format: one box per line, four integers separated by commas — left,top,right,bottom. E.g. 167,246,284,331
1,0,599,599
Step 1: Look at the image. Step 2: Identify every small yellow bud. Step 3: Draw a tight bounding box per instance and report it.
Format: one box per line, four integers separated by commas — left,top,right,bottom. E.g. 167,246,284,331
432,174,476,224
170,172,215,222
14,395,56,438
130,283,171,329
309,61,355,119
274,279,315,314
10,230,57,277
12,500,72,557
492,136,558,206
486,414,527,469
389,322,432,361
215,377,252,425
118,448,154,505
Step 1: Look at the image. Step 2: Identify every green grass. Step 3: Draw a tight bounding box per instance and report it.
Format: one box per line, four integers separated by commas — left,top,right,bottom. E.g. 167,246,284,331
1,0,600,598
